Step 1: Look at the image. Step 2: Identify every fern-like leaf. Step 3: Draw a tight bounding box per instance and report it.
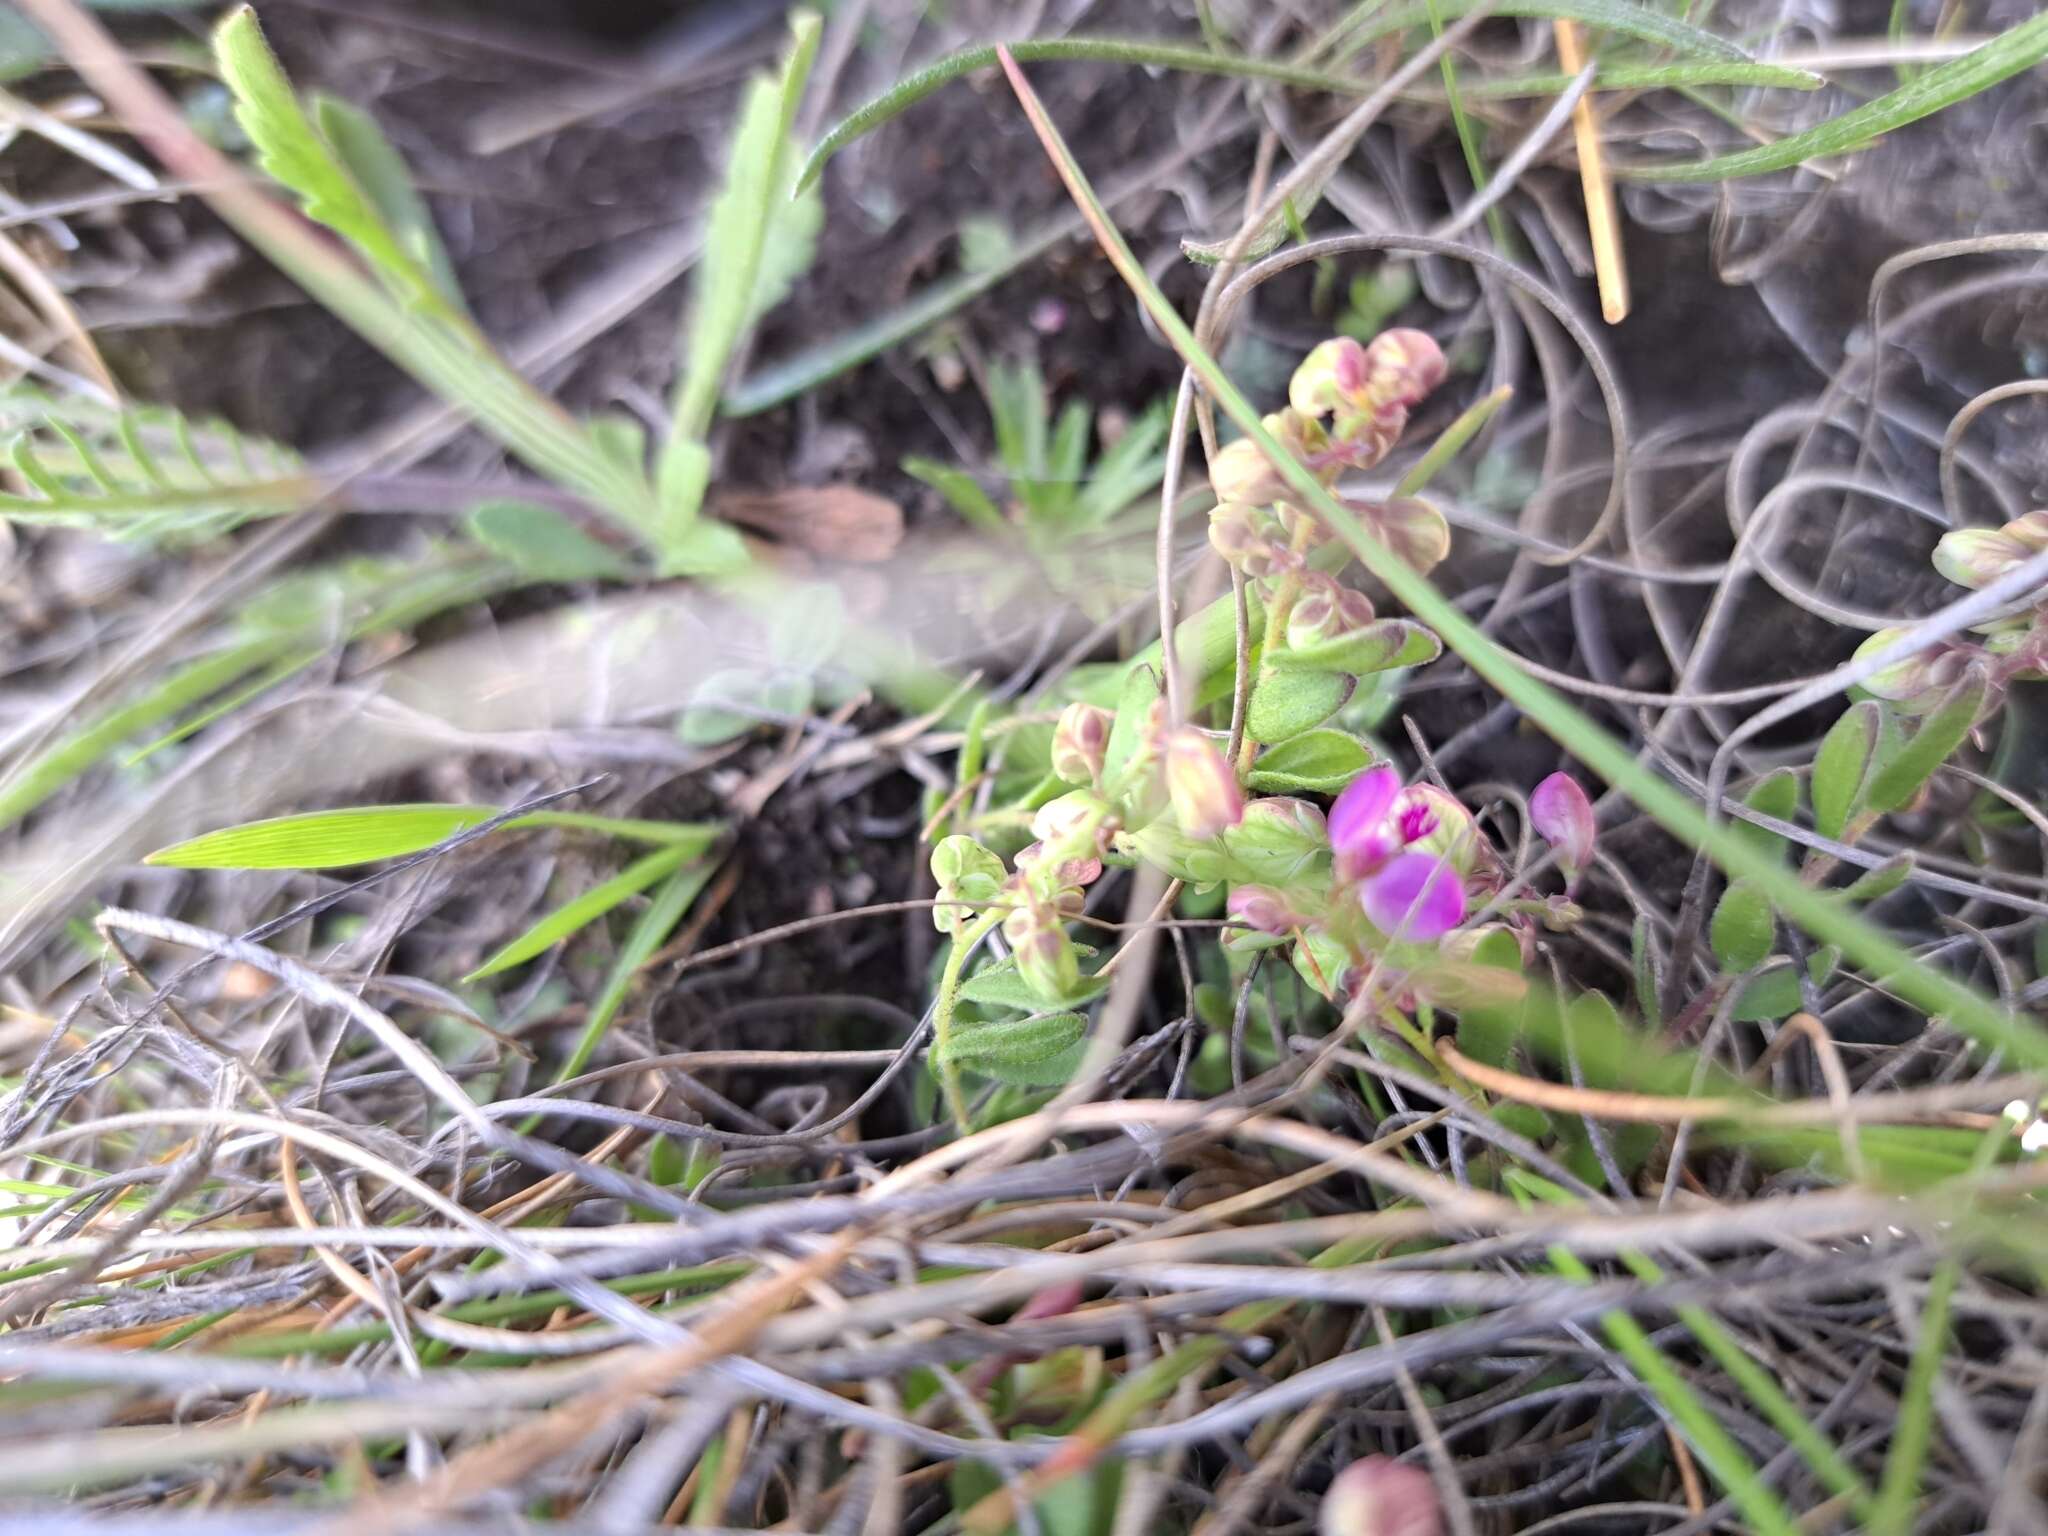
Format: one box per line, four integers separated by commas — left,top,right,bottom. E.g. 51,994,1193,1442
0,386,314,540
213,6,458,320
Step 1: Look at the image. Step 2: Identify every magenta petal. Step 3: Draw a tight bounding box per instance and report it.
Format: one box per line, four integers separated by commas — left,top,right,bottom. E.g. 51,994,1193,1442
1529,770,1596,880
1329,764,1400,878
1360,852,1465,941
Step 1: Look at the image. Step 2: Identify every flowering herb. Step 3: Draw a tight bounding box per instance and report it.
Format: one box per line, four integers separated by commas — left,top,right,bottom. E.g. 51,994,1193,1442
918,333,1604,1125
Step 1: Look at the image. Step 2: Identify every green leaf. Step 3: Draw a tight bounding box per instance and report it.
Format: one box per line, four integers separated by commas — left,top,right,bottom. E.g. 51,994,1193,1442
662,10,823,517
1625,13,2048,183
1247,669,1353,744
546,858,716,1091
465,499,631,582
1731,947,1837,1023
903,455,1005,535
1102,663,1163,793
1735,767,1799,862
215,10,453,319
146,804,497,869
208,9,659,538
1247,730,1376,795
1866,664,1988,814
935,1009,1088,1087
1452,928,1525,1072
1710,880,1775,974
1812,700,1881,841
1840,855,1913,904
959,955,1107,1013
464,844,693,982
1871,1261,1959,1536
1631,916,1664,1029
311,93,466,316
679,668,812,747
1267,619,1442,677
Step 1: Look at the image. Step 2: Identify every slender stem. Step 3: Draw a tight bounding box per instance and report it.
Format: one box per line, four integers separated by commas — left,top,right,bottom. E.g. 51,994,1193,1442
932,910,1003,1131
1233,519,1322,774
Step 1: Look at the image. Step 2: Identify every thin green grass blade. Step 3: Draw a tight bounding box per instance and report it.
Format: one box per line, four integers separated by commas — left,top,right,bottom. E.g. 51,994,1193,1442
797,33,1795,189
1463,62,1822,97
464,844,693,982
1396,384,1513,496
994,47,2048,1070
1624,12,2048,182
1327,0,1752,67
1542,1238,1799,1536
1872,1260,1959,1536
546,858,719,1090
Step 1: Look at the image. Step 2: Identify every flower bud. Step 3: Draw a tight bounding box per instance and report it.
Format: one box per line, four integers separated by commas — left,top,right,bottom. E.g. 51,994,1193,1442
1853,628,1972,711
1114,820,1231,887
1529,771,1596,887
1360,328,1448,415
1289,337,1371,419
1222,796,1328,884
1208,504,1287,576
1164,729,1244,841
1932,511,2048,592
1050,702,1112,786
1227,884,1303,935
1208,436,1280,509
1287,573,1345,650
1320,1456,1442,1536
1355,496,1452,574
1007,913,1082,1006
929,835,1007,933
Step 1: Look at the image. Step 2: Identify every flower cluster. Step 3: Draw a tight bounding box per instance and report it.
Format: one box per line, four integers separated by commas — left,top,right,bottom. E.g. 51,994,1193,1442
1224,764,1595,1004
935,707,1248,1006
1207,331,1453,589
1857,510,2048,711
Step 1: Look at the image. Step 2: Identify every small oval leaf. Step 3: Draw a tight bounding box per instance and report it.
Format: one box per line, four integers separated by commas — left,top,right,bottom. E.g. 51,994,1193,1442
1709,879,1775,973
1268,619,1441,677
958,955,1107,1012
936,1009,1088,1087
1812,699,1881,842
1246,730,1376,794
1735,767,1799,862
1866,665,1989,814
1247,668,1353,744
467,499,631,583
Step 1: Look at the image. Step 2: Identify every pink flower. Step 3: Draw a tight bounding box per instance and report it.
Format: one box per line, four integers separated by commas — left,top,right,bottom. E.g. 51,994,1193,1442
1227,885,1302,934
1328,766,1471,942
1359,851,1465,941
1164,729,1244,841
1529,771,1596,888
1329,765,1403,881
1320,1456,1441,1536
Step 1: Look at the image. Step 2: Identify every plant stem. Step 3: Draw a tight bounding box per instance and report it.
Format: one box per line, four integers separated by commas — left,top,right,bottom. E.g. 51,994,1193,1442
933,910,1003,1131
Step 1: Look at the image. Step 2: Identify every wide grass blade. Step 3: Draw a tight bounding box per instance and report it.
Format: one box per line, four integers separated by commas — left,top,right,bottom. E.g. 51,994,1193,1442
994,46,2048,1071
147,807,719,870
